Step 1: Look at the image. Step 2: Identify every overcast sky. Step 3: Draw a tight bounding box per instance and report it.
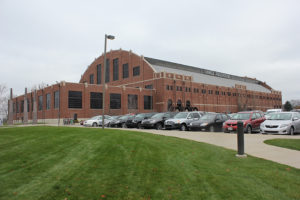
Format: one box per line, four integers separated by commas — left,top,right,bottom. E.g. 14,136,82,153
1,0,299,102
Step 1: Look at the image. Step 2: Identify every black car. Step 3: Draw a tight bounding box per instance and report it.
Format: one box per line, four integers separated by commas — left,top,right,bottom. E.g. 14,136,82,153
187,112,229,132
109,115,135,128
125,112,157,128
141,112,177,130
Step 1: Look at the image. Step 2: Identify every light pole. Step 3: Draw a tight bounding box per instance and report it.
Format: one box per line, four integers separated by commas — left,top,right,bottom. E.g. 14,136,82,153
102,34,115,129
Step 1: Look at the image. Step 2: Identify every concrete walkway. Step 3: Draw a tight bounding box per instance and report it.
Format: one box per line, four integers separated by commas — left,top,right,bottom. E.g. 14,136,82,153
126,128,300,169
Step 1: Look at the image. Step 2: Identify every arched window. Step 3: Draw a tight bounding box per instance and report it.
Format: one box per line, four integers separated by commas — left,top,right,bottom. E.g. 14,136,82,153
167,99,173,111
177,100,182,107
186,100,191,107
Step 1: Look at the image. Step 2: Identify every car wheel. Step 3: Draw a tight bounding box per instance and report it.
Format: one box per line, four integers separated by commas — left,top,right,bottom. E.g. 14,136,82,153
209,126,215,132
246,126,252,134
137,123,142,129
180,124,187,131
289,127,294,135
156,123,163,130
122,123,127,128
92,122,97,127
224,128,229,133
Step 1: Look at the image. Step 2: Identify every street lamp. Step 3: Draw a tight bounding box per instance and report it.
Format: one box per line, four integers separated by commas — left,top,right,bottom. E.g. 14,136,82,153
102,34,115,129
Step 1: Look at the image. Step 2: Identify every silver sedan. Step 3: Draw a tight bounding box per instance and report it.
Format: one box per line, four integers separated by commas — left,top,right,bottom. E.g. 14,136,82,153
260,112,300,135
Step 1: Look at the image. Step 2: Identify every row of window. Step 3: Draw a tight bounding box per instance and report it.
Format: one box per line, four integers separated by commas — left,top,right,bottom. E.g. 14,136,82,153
68,91,152,110
90,58,141,84
165,85,281,100
13,91,59,113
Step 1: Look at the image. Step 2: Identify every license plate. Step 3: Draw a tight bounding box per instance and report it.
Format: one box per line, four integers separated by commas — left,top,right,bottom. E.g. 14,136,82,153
228,127,233,131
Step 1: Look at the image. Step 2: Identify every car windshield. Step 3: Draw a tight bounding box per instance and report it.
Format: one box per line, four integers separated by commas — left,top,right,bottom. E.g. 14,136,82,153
269,113,292,120
232,113,251,120
119,115,130,120
174,112,189,119
201,114,216,120
135,113,146,119
151,113,165,119
90,116,100,120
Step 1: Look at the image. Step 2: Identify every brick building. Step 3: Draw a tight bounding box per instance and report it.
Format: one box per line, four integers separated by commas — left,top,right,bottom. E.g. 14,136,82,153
8,49,282,124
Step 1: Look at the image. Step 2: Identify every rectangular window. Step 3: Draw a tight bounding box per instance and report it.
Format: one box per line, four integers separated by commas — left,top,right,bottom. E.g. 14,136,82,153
31,97,34,111
113,58,119,81
105,59,110,83
90,74,94,84
170,86,173,90
97,64,101,84
68,91,82,109
21,100,24,113
145,85,153,89
122,63,129,79
90,92,103,109
215,91,219,95
110,93,121,109
38,96,43,110
54,91,59,109
144,96,153,110
27,99,29,112
13,103,16,113
202,89,206,94
16,102,19,113
133,66,140,76
128,94,138,109
166,85,170,90
46,93,51,110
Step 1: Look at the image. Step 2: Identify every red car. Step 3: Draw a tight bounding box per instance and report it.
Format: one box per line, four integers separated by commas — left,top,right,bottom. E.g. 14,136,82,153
223,111,265,133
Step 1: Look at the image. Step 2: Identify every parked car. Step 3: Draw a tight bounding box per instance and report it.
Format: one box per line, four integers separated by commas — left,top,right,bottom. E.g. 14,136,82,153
109,114,135,128
260,112,300,135
83,115,110,127
126,112,157,128
141,112,177,130
223,111,265,133
98,115,115,127
164,111,203,131
187,112,229,132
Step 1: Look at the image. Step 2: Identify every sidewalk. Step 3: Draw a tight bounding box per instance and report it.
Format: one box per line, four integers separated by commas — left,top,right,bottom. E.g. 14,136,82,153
127,128,300,169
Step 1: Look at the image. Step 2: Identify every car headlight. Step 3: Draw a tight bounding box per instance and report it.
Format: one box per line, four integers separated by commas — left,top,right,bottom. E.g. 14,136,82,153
223,122,226,126
260,124,265,128
201,123,208,126
149,119,156,123
280,124,289,128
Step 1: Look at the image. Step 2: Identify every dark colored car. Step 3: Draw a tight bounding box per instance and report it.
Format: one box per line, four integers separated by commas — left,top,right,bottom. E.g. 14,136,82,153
223,111,265,133
109,115,135,128
141,112,177,130
187,112,230,132
125,112,157,128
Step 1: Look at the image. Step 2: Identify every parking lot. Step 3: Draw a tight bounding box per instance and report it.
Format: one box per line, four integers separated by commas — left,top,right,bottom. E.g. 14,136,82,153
120,128,300,169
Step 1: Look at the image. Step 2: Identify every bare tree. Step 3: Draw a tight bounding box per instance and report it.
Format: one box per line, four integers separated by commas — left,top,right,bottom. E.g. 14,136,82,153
31,82,48,92
0,84,9,120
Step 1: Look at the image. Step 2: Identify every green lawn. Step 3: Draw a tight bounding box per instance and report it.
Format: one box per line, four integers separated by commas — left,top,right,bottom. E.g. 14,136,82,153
264,139,300,151
0,127,300,200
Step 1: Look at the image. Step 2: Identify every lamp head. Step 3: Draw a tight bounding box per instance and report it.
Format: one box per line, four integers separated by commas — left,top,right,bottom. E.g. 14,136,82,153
106,35,115,40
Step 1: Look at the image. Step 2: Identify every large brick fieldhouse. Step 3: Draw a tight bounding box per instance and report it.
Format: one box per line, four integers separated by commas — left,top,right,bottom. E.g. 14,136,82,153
9,49,282,123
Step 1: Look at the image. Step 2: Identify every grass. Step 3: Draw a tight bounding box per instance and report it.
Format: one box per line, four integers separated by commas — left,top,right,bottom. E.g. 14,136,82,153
264,139,300,151
0,127,300,200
